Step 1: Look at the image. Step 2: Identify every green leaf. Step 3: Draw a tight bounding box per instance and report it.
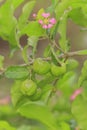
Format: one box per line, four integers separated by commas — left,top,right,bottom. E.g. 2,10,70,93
69,0,87,9
56,71,76,97
55,0,87,20
69,8,87,27
21,21,45,37
0,121,16,130
77,50,87,55
51,0,59,4
12,0,24,9
81,80,87,101
40,84,53,103
22,44,30,64
0,55,4,69
43,45,51,58
36,8,45,20
66,59,79,71
55,0,69,20
72,95,87,130
18,101,58,130
38,73,55,87
0,0,18,48
11,80,23,106
46,0,59,13
17,125,31,130
5,66,29,80
28,36,39,56
78,60,87,87
58,10,69,52
18,0,36,33
22,36,39,63
0,105,14,117
59,122,70,130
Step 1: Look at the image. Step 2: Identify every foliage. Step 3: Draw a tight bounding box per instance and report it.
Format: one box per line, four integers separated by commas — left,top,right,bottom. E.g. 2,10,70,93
0,0,87,130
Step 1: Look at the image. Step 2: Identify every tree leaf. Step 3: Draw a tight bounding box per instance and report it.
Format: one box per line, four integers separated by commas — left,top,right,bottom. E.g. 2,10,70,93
18,101,58,130
0,121,16,130
81,80,87,101
69,8,87,27
17,125,31,130
43,45,51,58
56,71,76,97
58,11,69,52
36,8,45,20
0,55,4,69
11,80,23,106
78,60,87,87
18,0,36,34
55,0,69,20
22,44,30,64
12,0,24,9
5,66,29,80
28,36,39,56
77,50,87,55
22,21,45,37
0,0,18,48
72,95,87,130
59,122,70,130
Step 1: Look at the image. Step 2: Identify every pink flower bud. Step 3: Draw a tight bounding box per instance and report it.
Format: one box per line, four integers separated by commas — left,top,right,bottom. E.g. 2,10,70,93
42,13,50,18
38,20,43,25
70,88,83,101
49,18,56,24
48,24,53,28
33,13,36,18
70,94,76,101
0,96,10,105
42,24,48,29
74,88,82,95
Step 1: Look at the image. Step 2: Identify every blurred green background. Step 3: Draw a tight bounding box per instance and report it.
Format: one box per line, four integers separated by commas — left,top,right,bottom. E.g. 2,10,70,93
0,0,87,128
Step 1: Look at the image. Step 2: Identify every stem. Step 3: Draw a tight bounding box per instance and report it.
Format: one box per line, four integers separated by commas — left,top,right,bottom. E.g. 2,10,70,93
0,50,86,78
58,51,80,58
51,40,65,54
50,46,62,65
49,38,62,65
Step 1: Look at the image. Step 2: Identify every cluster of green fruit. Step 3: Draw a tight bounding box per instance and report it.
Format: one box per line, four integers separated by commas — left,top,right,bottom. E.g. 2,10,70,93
19,58,66,100
33,58,66,76
20,58,78,100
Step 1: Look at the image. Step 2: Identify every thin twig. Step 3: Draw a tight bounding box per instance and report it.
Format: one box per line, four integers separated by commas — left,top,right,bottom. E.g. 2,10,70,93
0,50,86,77
51,40,65,54
58,51,79,58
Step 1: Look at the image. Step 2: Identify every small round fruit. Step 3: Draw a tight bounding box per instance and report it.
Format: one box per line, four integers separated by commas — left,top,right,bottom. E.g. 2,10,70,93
30,88,42,101
66,59,79,70
33,58,50,75
51,63,66,76
20,79,37,96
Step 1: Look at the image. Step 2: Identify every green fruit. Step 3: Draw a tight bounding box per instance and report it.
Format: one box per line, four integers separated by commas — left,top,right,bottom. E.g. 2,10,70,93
33,58,50,75
20,80,37,96
66,59,79,70
51,63,66,76
30,88,42,101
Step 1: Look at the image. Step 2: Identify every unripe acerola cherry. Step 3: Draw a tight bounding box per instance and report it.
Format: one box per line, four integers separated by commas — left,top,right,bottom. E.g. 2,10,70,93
33,58,50,75
30,88,42,101
51,63,66,76
20,79,37,96
66,59,79,70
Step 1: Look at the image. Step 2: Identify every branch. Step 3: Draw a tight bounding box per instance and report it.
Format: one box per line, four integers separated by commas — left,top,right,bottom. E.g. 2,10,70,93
58,51,81,58
0,50,86,78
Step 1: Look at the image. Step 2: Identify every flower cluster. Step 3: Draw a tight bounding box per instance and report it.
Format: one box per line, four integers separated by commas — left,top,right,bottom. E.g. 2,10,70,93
33,12,56,29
